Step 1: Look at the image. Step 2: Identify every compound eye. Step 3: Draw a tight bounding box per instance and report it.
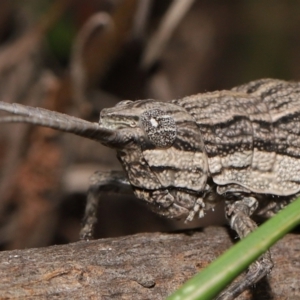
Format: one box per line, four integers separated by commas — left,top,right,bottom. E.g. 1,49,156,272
115,100,133,107
140,109,176,148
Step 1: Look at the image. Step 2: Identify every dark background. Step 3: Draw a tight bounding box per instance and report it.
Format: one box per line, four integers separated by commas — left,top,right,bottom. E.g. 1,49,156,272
0,0,299,250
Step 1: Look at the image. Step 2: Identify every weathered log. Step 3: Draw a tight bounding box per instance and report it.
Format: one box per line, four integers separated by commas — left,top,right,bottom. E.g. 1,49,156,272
0,227,299,299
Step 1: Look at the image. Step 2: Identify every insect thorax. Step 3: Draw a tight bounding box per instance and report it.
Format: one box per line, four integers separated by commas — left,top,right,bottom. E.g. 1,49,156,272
173,85,300,197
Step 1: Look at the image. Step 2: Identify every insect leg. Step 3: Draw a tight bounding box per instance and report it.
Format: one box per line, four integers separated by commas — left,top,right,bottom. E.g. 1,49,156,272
184,197,205,222
79,170,132,240
217,197,273,300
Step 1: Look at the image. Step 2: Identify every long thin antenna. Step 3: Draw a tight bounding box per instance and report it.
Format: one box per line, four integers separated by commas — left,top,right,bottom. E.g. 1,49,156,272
0,101,115,142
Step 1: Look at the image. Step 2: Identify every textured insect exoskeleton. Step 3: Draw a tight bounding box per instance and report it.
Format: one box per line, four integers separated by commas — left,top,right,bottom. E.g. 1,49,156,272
0,78,298,299
100,100,210,220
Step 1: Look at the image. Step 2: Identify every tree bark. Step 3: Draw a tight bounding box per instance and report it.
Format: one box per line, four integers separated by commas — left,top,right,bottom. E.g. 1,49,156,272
0,226,299,299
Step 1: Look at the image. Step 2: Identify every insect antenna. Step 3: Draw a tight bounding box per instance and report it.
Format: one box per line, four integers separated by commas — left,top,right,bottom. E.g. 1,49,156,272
0,101,115,142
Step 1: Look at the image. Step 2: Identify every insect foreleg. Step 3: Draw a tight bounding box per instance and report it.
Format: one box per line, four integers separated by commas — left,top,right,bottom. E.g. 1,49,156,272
79,170,132,240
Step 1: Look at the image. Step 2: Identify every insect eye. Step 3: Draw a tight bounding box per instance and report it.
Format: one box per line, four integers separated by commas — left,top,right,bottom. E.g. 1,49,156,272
140,109,176,148
115,100,133,107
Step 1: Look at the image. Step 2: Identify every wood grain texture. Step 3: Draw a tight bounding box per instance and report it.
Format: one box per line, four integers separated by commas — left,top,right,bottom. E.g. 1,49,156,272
0,227,299,300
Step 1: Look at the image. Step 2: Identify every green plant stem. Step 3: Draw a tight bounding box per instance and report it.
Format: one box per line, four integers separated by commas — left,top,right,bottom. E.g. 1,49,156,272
167,197,300,300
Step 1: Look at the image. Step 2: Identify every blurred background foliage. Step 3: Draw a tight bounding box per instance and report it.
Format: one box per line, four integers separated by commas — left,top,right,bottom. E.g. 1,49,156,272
0,0,299,250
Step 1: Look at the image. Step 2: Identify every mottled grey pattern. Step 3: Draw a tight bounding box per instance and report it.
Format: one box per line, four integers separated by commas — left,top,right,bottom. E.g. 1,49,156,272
174,80,300,196
0,78,299,299
140,108,176,148
0,80,299,218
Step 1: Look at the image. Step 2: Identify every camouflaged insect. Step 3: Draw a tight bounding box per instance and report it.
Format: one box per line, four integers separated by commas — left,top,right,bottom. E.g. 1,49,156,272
0,78,298,300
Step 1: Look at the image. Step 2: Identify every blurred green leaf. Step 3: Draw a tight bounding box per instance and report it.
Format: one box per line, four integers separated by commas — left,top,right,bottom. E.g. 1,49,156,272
167,197,300,300
47,14,76,64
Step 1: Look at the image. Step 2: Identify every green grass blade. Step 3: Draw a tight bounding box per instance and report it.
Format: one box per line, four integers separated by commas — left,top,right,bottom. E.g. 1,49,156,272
167,197,300,300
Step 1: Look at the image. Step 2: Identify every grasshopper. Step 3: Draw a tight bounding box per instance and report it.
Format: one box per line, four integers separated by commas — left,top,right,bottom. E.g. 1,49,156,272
0,78,299,299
